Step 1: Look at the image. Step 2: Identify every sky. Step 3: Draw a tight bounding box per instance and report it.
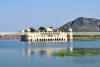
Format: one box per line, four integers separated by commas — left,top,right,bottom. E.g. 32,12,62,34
0,0,100,32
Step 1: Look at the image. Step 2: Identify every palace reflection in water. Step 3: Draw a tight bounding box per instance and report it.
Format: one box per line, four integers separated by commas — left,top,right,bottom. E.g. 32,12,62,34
21,41,100,58
21,42,73,57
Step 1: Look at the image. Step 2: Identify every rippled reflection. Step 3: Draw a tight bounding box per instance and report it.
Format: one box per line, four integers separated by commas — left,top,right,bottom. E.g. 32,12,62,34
20,41,100,64
22,42,69,57
22,41,100,57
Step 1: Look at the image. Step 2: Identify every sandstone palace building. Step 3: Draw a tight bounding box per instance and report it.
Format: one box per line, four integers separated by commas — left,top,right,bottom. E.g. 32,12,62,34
21,27,73,42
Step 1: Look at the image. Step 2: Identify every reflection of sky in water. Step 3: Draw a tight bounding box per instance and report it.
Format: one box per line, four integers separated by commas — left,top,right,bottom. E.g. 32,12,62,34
22,41,100,57
0,40,100,67
21,40,100,65
21,42,72,55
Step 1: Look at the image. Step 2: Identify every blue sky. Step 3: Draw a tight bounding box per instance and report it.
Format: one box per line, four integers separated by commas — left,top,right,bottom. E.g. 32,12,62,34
0,0,100,32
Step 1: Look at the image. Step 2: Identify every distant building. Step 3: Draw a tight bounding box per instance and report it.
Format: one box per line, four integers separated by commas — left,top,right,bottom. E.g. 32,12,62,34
21,27,73,42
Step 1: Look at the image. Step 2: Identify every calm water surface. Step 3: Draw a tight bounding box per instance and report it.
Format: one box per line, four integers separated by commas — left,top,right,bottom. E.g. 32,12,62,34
0,40,100,67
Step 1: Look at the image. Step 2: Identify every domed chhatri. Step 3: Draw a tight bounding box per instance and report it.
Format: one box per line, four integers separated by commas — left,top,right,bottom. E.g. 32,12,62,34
46,28,53,32
69,28,72,32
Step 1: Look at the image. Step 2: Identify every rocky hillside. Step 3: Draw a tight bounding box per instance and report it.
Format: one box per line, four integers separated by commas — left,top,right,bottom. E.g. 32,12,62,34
58,17,100,32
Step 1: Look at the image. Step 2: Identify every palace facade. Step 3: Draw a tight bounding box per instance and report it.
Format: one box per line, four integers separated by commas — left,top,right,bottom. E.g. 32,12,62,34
21,27,73,42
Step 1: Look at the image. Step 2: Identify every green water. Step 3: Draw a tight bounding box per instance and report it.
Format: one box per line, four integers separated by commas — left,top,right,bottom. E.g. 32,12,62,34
0,40,100,67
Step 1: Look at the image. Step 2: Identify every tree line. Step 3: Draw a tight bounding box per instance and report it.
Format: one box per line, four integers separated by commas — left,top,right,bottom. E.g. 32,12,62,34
25,26,53,32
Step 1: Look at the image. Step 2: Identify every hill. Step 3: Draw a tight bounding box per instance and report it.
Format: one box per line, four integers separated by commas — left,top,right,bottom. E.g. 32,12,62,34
58,17,100,32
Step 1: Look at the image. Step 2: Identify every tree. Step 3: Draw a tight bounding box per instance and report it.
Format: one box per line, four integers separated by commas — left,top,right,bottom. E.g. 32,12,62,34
38,26,46,32
49,26,53,29
29,27,35,32
59,27,66,32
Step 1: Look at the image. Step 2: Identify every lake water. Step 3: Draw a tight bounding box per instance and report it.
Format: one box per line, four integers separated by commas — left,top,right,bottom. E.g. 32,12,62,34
0,40,100,67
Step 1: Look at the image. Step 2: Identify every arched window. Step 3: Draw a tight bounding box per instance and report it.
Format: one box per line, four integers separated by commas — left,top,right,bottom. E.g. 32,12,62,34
40,39,41,41
44,39,45,41
42,39,43,41
48,39,50,41
37,39,38,41
55,39,56,41
62,38,63,41
52,39,54,41
57,39,58,41
59,38,60,41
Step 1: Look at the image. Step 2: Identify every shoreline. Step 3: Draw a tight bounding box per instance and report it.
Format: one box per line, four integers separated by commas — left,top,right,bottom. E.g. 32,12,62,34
73,36,100,40
0,36,21,39
0,36,100,40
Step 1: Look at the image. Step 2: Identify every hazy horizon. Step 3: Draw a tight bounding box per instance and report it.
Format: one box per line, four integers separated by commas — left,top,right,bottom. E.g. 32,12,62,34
0,0,100,32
